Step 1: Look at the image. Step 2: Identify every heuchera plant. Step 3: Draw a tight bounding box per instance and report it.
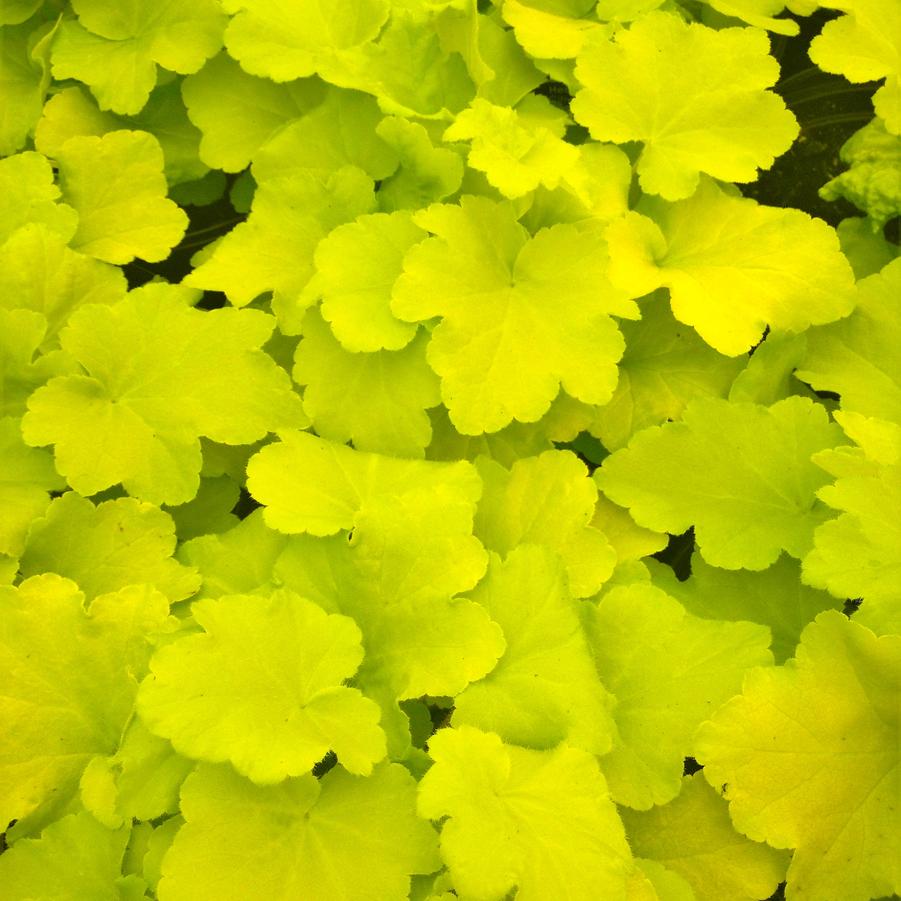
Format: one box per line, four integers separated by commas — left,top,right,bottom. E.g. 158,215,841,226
1,0,899,899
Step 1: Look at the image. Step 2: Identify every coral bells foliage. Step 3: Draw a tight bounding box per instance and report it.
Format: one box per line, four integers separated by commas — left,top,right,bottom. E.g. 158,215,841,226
2,1,901,900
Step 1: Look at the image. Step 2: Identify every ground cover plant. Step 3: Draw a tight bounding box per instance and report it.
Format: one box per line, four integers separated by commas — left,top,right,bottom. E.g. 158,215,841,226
0,0,899,898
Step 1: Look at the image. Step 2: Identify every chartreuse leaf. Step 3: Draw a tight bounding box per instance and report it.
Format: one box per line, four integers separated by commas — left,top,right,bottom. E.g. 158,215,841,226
475,450,616,597
696,611,901,901
164,474,240,541
53,130,188,264
0,223,126,347
474,11,544,107
0,19,47,156
0,308,76,418
727,333,809,406
313,211,424,352
803,414,901,607
0,556,16,583
820,118,901,229
159,761,439,900
605,179,857,356
502,0,611,59
332,491,485,614
621,772,789,901
247,430,481,535
0,0,42,27
141,817,182,895
179,508,286,600
585,583,772,809
592,297,744,451
250,87,398,183
417,725,634,900
392,195,635,434
443,97,580,198
796,258,901,425
138,590,387,782
0,810,134,901
521,142,632,230
595,0,802,34
35,82,211,187
50,0,227,115
224,0,390,83
809,0,901,133
376,116,464,212
597,396,842,570
591,492,668,564
426,403,554,467
322,9,475,118
20,493,200,602
0,416,65,558
22,289,305,505
631,858,696,901
294,308,441,457
455,546,617,755
275,493,502,756
0,150,77,247
856,598,901,637
181,52,325,172
650,552,841,664
81,718,194,828
572,13,798,200
0,575,167,837
836,217,899,280
185,166,376,329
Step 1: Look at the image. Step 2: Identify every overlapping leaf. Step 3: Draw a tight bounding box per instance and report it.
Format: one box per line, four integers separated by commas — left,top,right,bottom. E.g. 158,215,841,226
159,761,439,901
0,416,64,558
604,178,857,356
0,308,75,418
0,223,126,346
651,552,841,663
621,773,789,901
0,575,168,837
50,0,227,115
444,97,579,198
224,0,390,83
181,52,325,172
247,430,481,535
312,211,424,352
572,13,798,199
585,582,772,808
294,308,440,457
474,450,616,597
0,18,49,156
696,612,901,901
54,130,188,264
0,150,77,246
417,726,634,901
274,492,503,754
820,117,901,229
591,297,743,451
138,590,387,782
809,0,901,133
392,195,636,433
19,492,199,601
185,165,376,329
35,82,211,187
455,546,616,755
796,258,901,425
22,288,305,505
803,413,901,606
597,396,842,569
0,811,136,900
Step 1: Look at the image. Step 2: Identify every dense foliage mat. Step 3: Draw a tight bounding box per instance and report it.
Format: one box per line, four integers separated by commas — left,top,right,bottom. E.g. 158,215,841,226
0,0,899,899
